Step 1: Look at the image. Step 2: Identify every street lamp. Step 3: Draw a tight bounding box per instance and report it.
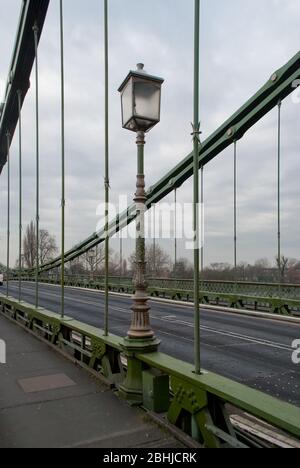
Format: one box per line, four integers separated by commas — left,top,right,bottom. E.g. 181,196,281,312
118,64,164,347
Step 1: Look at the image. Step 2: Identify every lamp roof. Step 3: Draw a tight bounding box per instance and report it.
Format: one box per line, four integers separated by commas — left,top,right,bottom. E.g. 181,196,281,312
118,64,164,93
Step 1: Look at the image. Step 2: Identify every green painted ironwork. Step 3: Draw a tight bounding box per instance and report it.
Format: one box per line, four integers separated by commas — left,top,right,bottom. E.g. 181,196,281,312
33,23,40,309
0,0,50,173
17,90,22,302
1,293,300,447
60,0,65,319
193,0,201,375
104,0,109,337
277,101,282,297
19,273,300,316
233,140,237,288
33,51,300,273
6,132,10,297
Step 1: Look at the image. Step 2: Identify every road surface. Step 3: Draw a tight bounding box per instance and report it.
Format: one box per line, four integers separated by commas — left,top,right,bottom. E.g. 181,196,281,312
3,281,300,406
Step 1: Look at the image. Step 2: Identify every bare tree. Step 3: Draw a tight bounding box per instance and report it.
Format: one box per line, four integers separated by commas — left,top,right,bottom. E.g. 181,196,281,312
23,221,58,269
276,255,289,282
23,221,36,269
84,246,105,274
39,229,58,265
255,258,271,269
129,245,171,277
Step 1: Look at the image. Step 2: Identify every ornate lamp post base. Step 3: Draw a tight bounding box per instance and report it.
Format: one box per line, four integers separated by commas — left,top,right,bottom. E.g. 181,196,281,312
119,337,160,405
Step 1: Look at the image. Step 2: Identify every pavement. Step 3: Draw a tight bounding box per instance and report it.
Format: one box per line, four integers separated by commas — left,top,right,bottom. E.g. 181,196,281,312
0,312,185,449
3,281,300,406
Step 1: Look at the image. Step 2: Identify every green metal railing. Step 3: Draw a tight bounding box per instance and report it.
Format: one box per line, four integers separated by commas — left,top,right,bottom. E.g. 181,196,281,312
1,293,300,448
19,274,300,315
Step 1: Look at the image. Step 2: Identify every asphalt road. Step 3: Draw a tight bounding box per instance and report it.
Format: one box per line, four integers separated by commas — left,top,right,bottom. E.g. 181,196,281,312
3,281,300,406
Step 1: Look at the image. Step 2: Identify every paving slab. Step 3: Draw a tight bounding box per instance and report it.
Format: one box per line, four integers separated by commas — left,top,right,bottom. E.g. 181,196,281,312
0,314,184,448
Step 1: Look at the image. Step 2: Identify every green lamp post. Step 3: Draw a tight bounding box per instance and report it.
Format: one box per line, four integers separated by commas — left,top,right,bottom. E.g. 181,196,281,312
118,64,164,402
118,63,164,347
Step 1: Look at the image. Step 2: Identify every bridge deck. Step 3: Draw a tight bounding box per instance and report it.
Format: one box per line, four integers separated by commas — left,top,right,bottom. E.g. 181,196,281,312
0,314,184,449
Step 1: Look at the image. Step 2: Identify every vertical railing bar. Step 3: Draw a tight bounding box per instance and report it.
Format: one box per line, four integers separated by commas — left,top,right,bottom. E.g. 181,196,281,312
104,0,110,336
60,0,66,319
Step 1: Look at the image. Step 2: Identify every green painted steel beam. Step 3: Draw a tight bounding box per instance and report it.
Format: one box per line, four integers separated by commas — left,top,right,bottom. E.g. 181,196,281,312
0,0,50,174
36,51,300,273
139,351,300,439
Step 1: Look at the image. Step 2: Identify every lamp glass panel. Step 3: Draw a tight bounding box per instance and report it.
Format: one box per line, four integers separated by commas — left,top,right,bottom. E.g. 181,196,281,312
121,78,133,126
134,81,160,121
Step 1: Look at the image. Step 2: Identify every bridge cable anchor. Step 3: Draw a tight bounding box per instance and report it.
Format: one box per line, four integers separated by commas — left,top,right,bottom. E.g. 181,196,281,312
104,177,111,190
191,122,202,145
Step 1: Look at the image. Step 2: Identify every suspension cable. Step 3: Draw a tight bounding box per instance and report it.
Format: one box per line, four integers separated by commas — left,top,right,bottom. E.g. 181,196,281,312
6,132,10,298
174,188,177,270
120,231,123,279
104,0,110,336
153,204,156,274
17,90,22,302
200,165,204,279
277,101,282,294
193,0,201,375
233,140,237,286
60,0,66,319
33,23,40,309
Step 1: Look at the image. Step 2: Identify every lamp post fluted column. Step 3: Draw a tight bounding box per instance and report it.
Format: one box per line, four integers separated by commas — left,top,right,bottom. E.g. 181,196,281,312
127,131,154,341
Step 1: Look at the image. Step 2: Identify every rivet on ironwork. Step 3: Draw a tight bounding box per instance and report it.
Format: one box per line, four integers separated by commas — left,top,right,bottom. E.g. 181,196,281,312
271,73,278,82
227,127,234,138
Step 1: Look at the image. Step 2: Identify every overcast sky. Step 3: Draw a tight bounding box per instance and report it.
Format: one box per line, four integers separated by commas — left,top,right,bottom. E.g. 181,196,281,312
0,0,299,269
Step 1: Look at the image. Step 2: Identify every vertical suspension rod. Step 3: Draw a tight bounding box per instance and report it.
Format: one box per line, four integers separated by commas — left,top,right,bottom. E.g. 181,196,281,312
193,0,201,375
17,90,22,302
277,101,282,292
153,204,156,274
200,165,204,281
33,23,40,309
104,0,109,336
234,140,237,284
60,0,66,319
6,132,10,298
174,188,177,270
